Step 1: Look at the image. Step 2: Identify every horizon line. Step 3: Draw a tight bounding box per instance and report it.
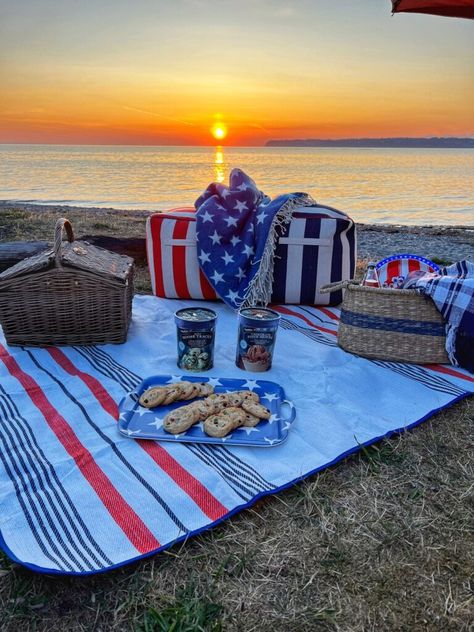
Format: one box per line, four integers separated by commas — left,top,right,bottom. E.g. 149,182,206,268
1,135,474,149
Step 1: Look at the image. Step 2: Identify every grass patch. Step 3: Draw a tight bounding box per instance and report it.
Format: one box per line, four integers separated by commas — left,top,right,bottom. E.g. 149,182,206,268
356,437,405,473
141,586,224,632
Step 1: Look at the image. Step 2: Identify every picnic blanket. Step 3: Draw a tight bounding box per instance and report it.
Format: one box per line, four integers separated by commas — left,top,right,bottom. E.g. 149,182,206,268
413,260,474,372
0,296,472,575
195,168,313,308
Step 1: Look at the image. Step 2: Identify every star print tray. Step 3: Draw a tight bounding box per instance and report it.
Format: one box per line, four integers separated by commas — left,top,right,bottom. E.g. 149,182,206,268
117,375,296,447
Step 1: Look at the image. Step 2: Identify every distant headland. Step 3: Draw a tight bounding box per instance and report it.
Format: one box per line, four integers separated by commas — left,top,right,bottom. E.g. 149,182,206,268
265,137,474,148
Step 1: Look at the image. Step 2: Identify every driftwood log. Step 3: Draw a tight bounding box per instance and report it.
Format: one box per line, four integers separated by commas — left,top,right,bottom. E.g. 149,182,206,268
0,236,147,272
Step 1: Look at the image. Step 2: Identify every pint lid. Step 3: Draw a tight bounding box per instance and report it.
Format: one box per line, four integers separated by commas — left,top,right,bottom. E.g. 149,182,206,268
238,307,280,324
175,307,217,328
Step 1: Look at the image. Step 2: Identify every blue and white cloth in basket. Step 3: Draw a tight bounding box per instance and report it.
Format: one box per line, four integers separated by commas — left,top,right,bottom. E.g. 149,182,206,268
0,296,472,574
413,260,474,372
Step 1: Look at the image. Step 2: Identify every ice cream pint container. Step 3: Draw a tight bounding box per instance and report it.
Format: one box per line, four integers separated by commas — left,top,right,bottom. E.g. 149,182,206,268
236,307,280,372
174,307,217,372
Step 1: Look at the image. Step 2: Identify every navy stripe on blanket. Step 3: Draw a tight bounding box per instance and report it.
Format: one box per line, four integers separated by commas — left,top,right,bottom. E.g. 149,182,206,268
280,319,338,347
189,444,273,500
371,361,466,397
186,446,251,501
0,403,79,571
218,446,273,492
73,346,140,392
25,350,189,535
340,310,446,336
0,386,111,571
84,346,142,385
299,305,338,326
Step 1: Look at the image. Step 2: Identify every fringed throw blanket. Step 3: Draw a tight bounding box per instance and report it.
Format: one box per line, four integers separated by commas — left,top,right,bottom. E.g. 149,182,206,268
195,168,313,309
414,260,474,372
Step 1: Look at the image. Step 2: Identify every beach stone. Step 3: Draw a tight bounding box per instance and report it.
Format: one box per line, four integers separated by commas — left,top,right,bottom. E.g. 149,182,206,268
356,224,473,264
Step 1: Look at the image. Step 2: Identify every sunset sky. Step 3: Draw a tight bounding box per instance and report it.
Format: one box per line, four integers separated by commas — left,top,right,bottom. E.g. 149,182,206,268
0,0,473,145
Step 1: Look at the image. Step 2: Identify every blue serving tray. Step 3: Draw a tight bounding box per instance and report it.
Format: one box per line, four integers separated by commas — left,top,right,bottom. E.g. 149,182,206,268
118,374,296,447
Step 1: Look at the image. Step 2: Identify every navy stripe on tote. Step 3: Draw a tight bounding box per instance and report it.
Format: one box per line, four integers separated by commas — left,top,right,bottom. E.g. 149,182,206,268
329,220,344,306
300,216,321,305
348,223,356,280
271,238,289,304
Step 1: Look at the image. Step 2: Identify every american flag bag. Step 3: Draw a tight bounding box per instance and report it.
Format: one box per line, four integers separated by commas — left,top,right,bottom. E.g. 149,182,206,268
146,205,356,306
146,208,218,300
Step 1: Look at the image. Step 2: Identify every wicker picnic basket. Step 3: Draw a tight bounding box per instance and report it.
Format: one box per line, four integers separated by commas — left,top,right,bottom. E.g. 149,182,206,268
0,218,134,346
320,280,449,364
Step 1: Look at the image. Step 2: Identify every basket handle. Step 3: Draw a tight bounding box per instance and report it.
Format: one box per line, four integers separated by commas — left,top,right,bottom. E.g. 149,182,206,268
54,218,74,265
320,279,355,294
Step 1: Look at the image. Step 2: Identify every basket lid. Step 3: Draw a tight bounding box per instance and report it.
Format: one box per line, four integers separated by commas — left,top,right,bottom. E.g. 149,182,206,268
0,218,133,286
0,248,55,284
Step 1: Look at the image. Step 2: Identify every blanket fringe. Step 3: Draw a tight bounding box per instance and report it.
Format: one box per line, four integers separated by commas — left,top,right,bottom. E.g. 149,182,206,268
239,194,316,309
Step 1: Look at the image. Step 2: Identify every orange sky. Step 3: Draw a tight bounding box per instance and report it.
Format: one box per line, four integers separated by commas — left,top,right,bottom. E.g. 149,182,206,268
1,1,473,145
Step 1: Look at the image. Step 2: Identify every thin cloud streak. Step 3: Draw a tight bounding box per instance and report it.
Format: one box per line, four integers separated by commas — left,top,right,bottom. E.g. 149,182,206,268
122,105,196,127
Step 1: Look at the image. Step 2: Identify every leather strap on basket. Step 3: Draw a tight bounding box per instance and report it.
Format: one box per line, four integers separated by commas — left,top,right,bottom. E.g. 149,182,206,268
320,279,355,294
54,218,74,266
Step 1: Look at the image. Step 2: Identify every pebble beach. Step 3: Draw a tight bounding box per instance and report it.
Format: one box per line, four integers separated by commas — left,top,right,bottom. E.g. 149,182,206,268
0,201,472,264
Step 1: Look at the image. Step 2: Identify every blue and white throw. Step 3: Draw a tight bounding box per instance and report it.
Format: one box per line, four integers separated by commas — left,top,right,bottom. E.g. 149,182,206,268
195,168,313,309
414,260,474,372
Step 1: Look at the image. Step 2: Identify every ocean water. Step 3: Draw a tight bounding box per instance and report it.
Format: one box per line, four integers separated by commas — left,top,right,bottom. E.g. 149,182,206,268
0,144,473,225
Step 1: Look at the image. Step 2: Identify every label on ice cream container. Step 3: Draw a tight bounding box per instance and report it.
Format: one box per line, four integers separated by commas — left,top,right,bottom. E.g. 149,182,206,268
174,308,217,372
236,307,280,372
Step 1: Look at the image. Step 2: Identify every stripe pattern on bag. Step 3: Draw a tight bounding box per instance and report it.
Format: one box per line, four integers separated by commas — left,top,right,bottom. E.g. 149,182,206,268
146,205,356,305
271,206,356,306
146,208,217,300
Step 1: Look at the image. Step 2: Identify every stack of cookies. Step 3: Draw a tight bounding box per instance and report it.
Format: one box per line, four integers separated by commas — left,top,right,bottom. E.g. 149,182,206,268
139,382,271,438
139,381,214,407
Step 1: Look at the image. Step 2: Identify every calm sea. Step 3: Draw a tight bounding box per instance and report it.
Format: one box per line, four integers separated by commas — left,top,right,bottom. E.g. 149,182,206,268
1,144,473,225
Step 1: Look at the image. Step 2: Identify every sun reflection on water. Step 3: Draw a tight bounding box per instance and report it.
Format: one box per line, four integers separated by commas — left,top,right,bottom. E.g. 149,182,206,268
214,146,225,183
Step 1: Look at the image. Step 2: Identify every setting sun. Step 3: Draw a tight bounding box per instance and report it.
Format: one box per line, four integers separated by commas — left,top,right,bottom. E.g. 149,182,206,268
211,123,227,141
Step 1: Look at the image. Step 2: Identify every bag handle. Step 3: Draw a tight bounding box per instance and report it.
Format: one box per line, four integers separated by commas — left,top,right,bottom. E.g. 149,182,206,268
54,218,75,265
320,279,355,293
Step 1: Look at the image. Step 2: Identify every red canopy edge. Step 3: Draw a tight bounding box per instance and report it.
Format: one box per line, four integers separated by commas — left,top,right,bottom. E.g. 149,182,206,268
392,0,474,18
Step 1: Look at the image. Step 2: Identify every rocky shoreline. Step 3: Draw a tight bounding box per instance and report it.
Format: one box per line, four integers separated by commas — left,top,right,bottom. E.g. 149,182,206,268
356,223,473,263
1,201,472,263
